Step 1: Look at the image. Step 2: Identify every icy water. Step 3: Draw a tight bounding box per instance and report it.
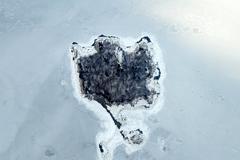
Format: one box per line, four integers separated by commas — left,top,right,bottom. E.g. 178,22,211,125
0,0,240,160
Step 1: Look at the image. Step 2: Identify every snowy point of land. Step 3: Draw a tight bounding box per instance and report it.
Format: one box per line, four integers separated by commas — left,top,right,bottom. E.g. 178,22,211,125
69,34,166,160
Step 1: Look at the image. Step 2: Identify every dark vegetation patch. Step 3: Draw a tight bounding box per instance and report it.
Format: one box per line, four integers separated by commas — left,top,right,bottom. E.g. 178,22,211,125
77,35,157,107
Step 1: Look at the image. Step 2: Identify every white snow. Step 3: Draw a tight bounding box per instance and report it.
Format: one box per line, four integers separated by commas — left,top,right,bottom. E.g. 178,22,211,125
0,1,240,160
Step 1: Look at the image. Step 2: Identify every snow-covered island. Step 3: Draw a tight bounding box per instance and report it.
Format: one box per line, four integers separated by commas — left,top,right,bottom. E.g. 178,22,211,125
69,35,165,160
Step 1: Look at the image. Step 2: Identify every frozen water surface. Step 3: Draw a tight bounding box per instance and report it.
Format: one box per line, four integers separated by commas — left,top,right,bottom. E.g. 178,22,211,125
0,0,240,160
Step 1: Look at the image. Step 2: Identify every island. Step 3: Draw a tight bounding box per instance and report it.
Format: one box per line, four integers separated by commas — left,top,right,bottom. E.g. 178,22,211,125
70,35,165,160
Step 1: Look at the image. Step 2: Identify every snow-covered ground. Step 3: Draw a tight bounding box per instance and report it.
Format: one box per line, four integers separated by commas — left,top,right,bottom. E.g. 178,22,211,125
0,0,240,160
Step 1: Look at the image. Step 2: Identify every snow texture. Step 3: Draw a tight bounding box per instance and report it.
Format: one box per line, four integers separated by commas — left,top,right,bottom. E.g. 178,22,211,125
0,0,240,160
